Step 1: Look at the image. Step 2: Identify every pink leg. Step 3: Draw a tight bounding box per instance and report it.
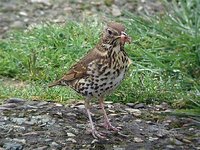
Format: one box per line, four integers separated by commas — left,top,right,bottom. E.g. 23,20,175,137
85,100,105,139
99,97,120,131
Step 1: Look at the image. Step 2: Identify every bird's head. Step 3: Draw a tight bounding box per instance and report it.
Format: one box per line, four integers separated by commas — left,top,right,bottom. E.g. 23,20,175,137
102,22,131,46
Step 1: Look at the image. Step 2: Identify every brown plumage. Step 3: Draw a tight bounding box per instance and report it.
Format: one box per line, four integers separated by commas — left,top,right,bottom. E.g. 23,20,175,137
49,22,131,138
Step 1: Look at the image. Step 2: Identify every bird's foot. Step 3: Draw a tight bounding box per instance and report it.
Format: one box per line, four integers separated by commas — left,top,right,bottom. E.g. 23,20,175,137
103,122,121,131
87,127,106,139
91,129,106,139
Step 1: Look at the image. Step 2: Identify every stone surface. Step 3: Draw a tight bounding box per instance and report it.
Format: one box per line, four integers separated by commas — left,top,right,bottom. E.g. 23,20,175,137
112,5,121,17
0,99,199,149
66,138,77,143
30,0,51,6
67,132,76,137
125,108,142,116
3,142,23,150
134,103,145,109
7,98,25,104
134,137,143,143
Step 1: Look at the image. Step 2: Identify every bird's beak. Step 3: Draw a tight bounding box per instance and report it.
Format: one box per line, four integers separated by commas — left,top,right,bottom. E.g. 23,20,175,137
120,32,131,45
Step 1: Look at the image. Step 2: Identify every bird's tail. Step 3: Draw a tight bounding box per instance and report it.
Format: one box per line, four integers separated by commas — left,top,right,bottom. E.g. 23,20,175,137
48,79,62,88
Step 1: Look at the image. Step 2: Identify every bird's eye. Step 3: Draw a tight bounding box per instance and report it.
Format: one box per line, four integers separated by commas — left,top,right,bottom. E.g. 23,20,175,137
107,29,112,35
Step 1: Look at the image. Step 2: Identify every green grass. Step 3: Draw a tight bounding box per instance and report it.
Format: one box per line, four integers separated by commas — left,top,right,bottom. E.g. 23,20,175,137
0,1,199,111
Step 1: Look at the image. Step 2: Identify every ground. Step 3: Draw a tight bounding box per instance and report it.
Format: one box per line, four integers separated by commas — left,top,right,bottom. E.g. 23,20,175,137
0,0,200,150
0,0,164,39
0,98,199,149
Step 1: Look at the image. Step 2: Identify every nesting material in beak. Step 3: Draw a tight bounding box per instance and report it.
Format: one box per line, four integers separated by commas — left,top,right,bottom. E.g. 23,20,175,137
120,32,131,45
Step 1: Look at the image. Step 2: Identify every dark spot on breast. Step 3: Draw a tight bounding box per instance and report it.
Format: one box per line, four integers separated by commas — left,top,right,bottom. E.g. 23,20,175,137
91,82,94,86
92,70,95,74
112,51,117,58
113,64,116,70
79,87,85,91
94,86,99,90
100,77,108,81
100,88,104,91
79,82,85,86
122,57,126,63
97,64,103,70
112,41,117,47
85,91,88,95
88,92,93,96
100,66,107,73
100,83,107,87
88,63,93,67
116,69,120,76
109,81,113,85
95,79,99,82
105,87,110,91
104,71,110,76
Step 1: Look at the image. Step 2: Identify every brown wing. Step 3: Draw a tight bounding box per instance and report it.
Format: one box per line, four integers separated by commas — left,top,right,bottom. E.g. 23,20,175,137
48,48,106,87
61,61,87,82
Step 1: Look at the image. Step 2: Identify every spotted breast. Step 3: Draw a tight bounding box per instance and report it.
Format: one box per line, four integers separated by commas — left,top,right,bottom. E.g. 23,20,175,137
72,44,130,98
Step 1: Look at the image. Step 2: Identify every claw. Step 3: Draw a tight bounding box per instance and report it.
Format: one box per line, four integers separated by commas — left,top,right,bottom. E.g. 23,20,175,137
91,130,106,139
103,122,121,131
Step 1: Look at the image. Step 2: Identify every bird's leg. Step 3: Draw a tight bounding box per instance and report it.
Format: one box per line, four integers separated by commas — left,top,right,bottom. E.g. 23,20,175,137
99,97,119,131
85,99,105,139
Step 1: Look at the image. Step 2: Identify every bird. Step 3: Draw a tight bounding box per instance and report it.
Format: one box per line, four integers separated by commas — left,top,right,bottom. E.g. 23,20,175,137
48,22,132,138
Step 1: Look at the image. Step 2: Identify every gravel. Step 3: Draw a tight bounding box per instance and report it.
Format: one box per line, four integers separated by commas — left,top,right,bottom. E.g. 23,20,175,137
0,0,164,39
0,98,199,149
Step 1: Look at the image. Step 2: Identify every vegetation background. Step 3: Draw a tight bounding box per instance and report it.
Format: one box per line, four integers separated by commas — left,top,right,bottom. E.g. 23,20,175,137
0,0,199,114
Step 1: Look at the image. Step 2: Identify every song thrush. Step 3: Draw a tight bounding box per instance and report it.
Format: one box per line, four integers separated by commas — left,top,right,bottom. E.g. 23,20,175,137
49,22,131,138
